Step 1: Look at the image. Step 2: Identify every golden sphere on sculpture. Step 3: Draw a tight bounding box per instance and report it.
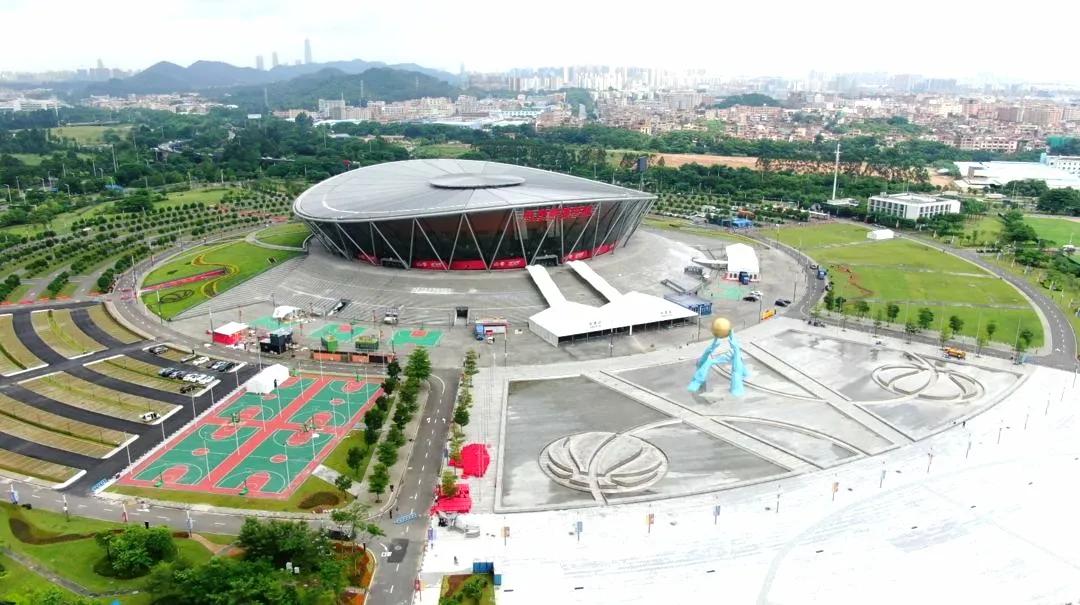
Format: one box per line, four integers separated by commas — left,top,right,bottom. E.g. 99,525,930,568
710,317,732,338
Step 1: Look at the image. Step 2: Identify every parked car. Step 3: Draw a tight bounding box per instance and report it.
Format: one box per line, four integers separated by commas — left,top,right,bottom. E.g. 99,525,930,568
189,356,210,366
224,362,241,372
158,367,175,377
743,295,760,302
149,345,167,355
749,290,763,298
810,320,826,327
209,361,227,371
775,299,792,307
180,384,197,394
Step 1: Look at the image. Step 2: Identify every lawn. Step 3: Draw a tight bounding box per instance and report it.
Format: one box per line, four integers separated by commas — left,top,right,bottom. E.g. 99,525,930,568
0,502,210,600
0,314,46,373
0,391,125,447
52,124,131,145
0,410,114,458
773,222,873,249
109,475,350,513
1028,217,1080,246
159,188,231,208
8,153,44,166
641,215,759,245
322,430,373,483
142,240,303,319
986,256,1080,351
3,283,30,303
87,304,144,344
0,552,85,603
778,223,1044,347
23,372,175,421
413,142,473,158
254,222,311,248
30,309,106,358
0,448,77,483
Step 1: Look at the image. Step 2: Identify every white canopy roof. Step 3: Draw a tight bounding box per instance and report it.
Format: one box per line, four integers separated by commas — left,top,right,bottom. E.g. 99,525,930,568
272,305,301,319
526,265,697,344
725,243,760,275
213,321,247,335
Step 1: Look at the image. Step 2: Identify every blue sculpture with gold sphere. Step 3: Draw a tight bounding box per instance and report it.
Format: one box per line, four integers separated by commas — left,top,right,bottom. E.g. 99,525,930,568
688,317,747,396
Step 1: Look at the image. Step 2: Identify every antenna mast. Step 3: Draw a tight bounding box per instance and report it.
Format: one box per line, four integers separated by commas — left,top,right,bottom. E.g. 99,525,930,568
831,142,841,200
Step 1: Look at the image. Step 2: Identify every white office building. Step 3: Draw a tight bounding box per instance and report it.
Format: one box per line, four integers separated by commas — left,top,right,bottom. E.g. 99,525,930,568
868,193,960,221
1041,153,1080,177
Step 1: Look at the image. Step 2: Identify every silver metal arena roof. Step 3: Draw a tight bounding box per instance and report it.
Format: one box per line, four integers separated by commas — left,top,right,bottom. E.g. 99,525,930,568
293,159,655,222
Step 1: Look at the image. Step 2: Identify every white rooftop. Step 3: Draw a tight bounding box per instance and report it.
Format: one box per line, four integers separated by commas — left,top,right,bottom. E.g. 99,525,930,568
212,321,247,335
293,159,654,222
870,192,953,205
725,243,760,274
526,264,696,344
954,161,1080,190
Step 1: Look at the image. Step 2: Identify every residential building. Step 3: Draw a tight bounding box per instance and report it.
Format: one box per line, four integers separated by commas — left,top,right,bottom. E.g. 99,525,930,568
958,135,1019,153
868,192,960,221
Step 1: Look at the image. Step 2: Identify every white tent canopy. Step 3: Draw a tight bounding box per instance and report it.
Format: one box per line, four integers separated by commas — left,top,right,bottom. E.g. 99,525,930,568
272,305,301,320
245,364,291,395
867,229,895,241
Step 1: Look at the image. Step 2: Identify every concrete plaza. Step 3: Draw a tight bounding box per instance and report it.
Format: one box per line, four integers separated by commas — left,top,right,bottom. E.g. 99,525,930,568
419,318,1080,604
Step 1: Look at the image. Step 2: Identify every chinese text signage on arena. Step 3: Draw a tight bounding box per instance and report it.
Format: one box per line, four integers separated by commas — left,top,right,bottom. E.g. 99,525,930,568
523,205,593,222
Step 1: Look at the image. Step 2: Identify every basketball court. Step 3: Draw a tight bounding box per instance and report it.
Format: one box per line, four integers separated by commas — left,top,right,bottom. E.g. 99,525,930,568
118,375,381,499
309,323,367,341
390,328,443,347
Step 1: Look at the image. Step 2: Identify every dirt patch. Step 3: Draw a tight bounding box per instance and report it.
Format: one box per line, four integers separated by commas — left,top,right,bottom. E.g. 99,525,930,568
297,491,341,511
444,573,469,595
653,153,759,169
8,516,109,545
832,264,874,297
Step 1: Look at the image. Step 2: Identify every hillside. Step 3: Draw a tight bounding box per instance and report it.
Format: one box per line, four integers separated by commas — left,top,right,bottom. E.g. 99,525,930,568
218,68,461,110
82,59,458,96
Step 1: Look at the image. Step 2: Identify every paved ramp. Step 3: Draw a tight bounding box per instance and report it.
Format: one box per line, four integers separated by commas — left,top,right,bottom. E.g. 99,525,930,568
566,260,623,302
526,265,566,307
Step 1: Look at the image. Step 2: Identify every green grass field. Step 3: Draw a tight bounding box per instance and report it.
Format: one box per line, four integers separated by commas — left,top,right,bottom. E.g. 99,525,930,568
0,552,86,603
142,240,303,319
110,475,348,512
960,215,1080,248
322,430,373,482
158,188,230,208
52,124,131,145
778,223,1044,346
0,502,209,601
254,222,311,248
413,143,473,158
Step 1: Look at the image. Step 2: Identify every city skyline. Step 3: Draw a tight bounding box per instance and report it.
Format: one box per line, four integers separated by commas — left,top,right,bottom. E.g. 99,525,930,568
2,0,1079,85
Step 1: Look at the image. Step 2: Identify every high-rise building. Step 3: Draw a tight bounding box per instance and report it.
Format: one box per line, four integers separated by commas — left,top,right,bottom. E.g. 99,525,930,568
255,55,265,71
272,52,279,68
304,39,312,64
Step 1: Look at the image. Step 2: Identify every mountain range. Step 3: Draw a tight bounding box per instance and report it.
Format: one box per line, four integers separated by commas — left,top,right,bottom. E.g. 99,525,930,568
217,67,461,110
83,58,459,96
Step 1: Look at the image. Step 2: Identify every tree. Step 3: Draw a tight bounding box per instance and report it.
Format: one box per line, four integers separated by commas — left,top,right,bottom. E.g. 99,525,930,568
461,575,488,600
440,469,459,498
376,440,398,467
386,359,401,379
1018,328,1035,351
916,307,934,330
380,378,397,395
346,446,366,477
453,405,470,426
939,326,952,347
368,463,389,501
363,426,380,446
833,296,848,314
334,474,353,496
854,300,870,318
392,403,410,429
822,290,835,313
330,501,384,547
463,350,478,376
904,321,920,340
363,406,386,432
17,587,97,605
886,303,901,323
985,320,998,342
404,347,431,381
976,333,988,354
387,424,406,448
948,315,964,334
237,518,330,570
96,526,177,578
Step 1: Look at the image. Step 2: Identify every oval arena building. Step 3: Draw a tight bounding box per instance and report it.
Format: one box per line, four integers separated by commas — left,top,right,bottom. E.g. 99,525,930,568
293,159,655,270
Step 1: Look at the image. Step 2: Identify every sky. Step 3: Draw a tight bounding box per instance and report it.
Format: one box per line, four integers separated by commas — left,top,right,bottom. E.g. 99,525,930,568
2,0,1078,84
